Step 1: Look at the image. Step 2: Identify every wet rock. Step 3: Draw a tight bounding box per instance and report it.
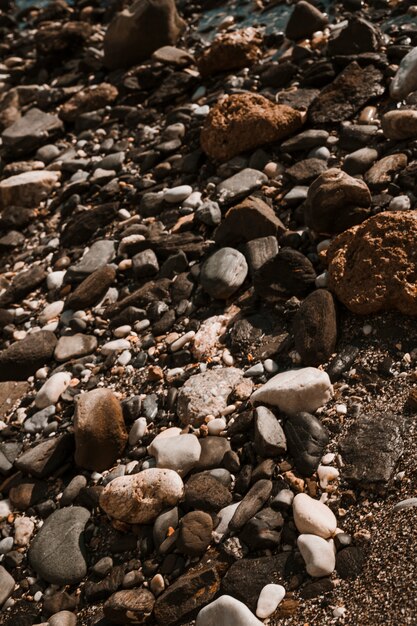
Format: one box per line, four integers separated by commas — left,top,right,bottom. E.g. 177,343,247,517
0,170,60,208
364,153,407,190
327,17,381,56
284,412,329,476
340,412,404,486
253,248,316,300
201,93,302,162
327,211,417,314
196,595,263,626
382,110,417,140
305,168,371,235
215,196,284,246
281,129,329,153
2,107,63,155
29,507,90,585
104,0,186,70
178,510,213,556
200,247,248,299
104,588,155,624
309,62,384,124
60,83,118,122
0,330,57,381
133,249,160,278
100,468,184,524
390,45,417,100
184,472,232,512
15,434,74,478
197,28,262,77
65,265,116,311
293,290,337,366
254,406,287,457
74,389,128,472
285,0,328,41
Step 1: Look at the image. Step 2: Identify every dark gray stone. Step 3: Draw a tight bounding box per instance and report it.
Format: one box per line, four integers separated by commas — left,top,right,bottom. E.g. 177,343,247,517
293,290,337,366
284,412,329,476
254,248,316,300
200,247,248,299
2,108,63,155
217,169,268,206
254,406,287,457
229,479,272,531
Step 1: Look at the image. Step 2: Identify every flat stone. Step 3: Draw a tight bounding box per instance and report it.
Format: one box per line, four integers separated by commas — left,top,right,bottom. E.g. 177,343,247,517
297,534,335,577
2,107,63,155
54,334,98,362
286,158,327,184
364,153,408,190
0,170,60,209
284,412,329,476
104,588,155,624
178,510,213,556
0,565,15,606
196,596,263,626
254,406,287,457
217,169,268,206
200,247,248,299
293,290,337,366
281,129,329,153
229,479,272,531
195,436,232,471
343,147,379,176
149,433,201,476
244,236,279,275
184,472,232,512
0,265,46,308
256,583,286,619
215,196,285,246
29,507,90,585
66,240,116,281
0,330,57,381
293,493,337,538
65,265,116,310
15,434,74,478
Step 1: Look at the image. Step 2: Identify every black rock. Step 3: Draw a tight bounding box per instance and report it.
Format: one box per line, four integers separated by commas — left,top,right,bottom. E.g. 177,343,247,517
229,479,272,531
326,345,359,381
293,290,337,366
184,473,232,512
284,412,329,476
327,17,381,56
285,0,328,41
0,265,46,308
254,248,316,300
254,406,287,457
335,546,365,579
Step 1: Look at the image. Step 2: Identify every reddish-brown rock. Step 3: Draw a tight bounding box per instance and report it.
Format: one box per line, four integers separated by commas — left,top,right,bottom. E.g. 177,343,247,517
197,28,262,78
59,83,118,123
328,211,417,314
215,196,285,246
201,93,302,162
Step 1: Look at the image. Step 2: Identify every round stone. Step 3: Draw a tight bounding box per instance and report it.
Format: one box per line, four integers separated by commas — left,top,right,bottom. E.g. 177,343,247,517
256,583,286,618
297,534,336,577
177,510,213,556
293,493,337,538
200,247,248,299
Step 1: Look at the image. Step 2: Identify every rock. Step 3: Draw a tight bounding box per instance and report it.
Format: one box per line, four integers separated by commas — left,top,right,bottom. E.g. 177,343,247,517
229,479,272,531
61,205,118,248
251,368,333,416
163,185,192,203
200,247,248,299
178,510,213,556
393,498,417,512
309,62,384,125
285,1,328,41
0,265,46,308
99,468,184,524
285,158,327,184
66,240,116,281
305,168,371,235
293,290,337,366
177,367,248,426
0,381,29,417
152,45,194,66
253,248,316,300
197,28,261,77
0,565,15,606
184,472,232,512
61,475,88,506
74,389,128,472
195,200,222,226
0,170,60,208
196,596,263,626
60,83,118,122
281,129,329,153
382,109,417,140
327,211,417,314
293,493,337,538
256,584,286,619
2,107,63,155
0,330,57,381
297,534,336,577
28,507,90,585
215,196,285,246
343,147,379,176
335,546,365,579
254,406,287,457
104,588,155,624
284,412,329,476
196,437,232,471
217,169,268,206
364,153,407,190
340,412,404,486
48,611,77,626
132,249,160,278
54,334,98,362
201,93,302,162
327,17,381,56
149,433,201,476
390,46,417,100
35,372,72,409
103,0,186,70
244,236,279,275
15,434,74,478
239,507,283,551
65,266,116,310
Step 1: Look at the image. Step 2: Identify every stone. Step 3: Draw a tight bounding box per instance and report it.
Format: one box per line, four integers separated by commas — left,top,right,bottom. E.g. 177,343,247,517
66,240,116,281
152,45,194,66
163,185,192,203
0,381,29,416
104,588,155,624
60,83,118,122
0,265,46,308
178,510,213,556
149,434,201,476
253,248,316,300
327,211,417,314
61,205,118,248
244,236,279,275
286,158,327,185
390,46,417,100
197,28,262,77
284,412,329,476
177,367,248,426
335,546,364,579
201,93,302,162
103,0,186,70
256,584,285,619
28,507,90,585
200,247,248,299
196,596,263,626
196,437,232,471
281,129,329,153
293,290,337,366
382,109,417,140
254,406,287,457
364,153,408,190
305,168,371,235
99,468,184,524
393,498,417,512
239,507,283,551
327,17,381,56
251,368,333,416
132,249,160,278
65,265,116,311
184,473,232,512
215,196,285,246
0,565,15,606
293,493,337,538
74,389,128,472
195,200,221,226
35,372,72,409
48,611,77,626
285,1,328,41
343,147,379,176
54,334,98,362
297,534,336,577
229,479,272,531
309,63,384,125
2,107,63,155
217,169,268,206
61,475,88,506
340,412,404,486
15,434,74,478
0,170,60,209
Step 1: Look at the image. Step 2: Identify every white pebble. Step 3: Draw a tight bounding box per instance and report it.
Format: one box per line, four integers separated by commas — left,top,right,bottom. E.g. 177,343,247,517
170,331,195,352
128,418,148,446
293,493,337,538
183,191,202,209
101,339,131,355
207,417,227,435
163,185,192,204
222,350,234,366
362,324,372,335
150,573,165,596
333,606,347,618
113,325,131,338
317,465,340,489
321,452,335,465
389,195,411,211
256,584,285,618
47,271,65,290
263,359,278,374
117,350,132,366
315,271,329,288
297,534,336,577
35,372,72,409
335,403,347,414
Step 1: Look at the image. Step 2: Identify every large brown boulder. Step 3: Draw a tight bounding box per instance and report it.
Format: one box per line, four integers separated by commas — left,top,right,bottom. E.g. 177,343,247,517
328,211,417,314
200,93,302,162
103,0,186,70
197,28,262,78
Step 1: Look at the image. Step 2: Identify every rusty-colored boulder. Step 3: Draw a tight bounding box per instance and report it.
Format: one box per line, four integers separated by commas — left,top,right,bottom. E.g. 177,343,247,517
197,28,262,77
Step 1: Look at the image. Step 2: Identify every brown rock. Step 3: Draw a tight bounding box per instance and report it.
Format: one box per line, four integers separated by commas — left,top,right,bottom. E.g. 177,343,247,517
65,265,116,311
293,290,337,366
381,109,417,140
200,93,302,162
285,0,328,41
74,389,128,471
59,84,118,123
364,153,408,190
35,20,92,55
103,0,186,70
0,381,29,416
0,170,60,209
328,211,417,314
104,589,155,624
197,28,262,77
0,330,57,381
9,480,48,510
214,196,285,246
177,511,213,556
15,434,74,478
305,168,371,235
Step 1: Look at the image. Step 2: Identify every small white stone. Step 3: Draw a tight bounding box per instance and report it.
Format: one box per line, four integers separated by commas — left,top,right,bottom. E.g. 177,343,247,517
362,324,372,335
149,434,201,477
393,497,417,512
101,339,130,355
389,195,411,211
333,606,347,618
293,493,337,538
212,502,240,543
207,417,227,435
35,367,49,380
321,452,335,465
256,583,286,618
297,534,336,577
170,331,195,352
150,573,165,596
113,325,131,338
263,359,279,374
0,537,14,554
47,271,65,290
0,499,12,518
117,350,131,366
315,271,329,288
14,516,35,546
183,191,202,209
196,595,263,626
222,350,234,366
35,372,72,409
317,465,340,489
335,403,347,414
163,185,192,204
38,300,64,325
128,418,148,445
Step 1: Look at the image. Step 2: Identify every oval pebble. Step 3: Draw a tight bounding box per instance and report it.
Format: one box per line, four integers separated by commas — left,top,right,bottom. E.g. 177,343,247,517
256,583,286,618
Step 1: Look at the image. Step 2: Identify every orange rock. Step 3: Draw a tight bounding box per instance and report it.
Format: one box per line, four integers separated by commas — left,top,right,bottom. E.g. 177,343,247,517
197,28,262,78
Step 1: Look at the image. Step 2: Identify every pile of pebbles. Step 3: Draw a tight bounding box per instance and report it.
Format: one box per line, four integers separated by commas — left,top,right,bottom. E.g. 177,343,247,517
1,0,417,624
